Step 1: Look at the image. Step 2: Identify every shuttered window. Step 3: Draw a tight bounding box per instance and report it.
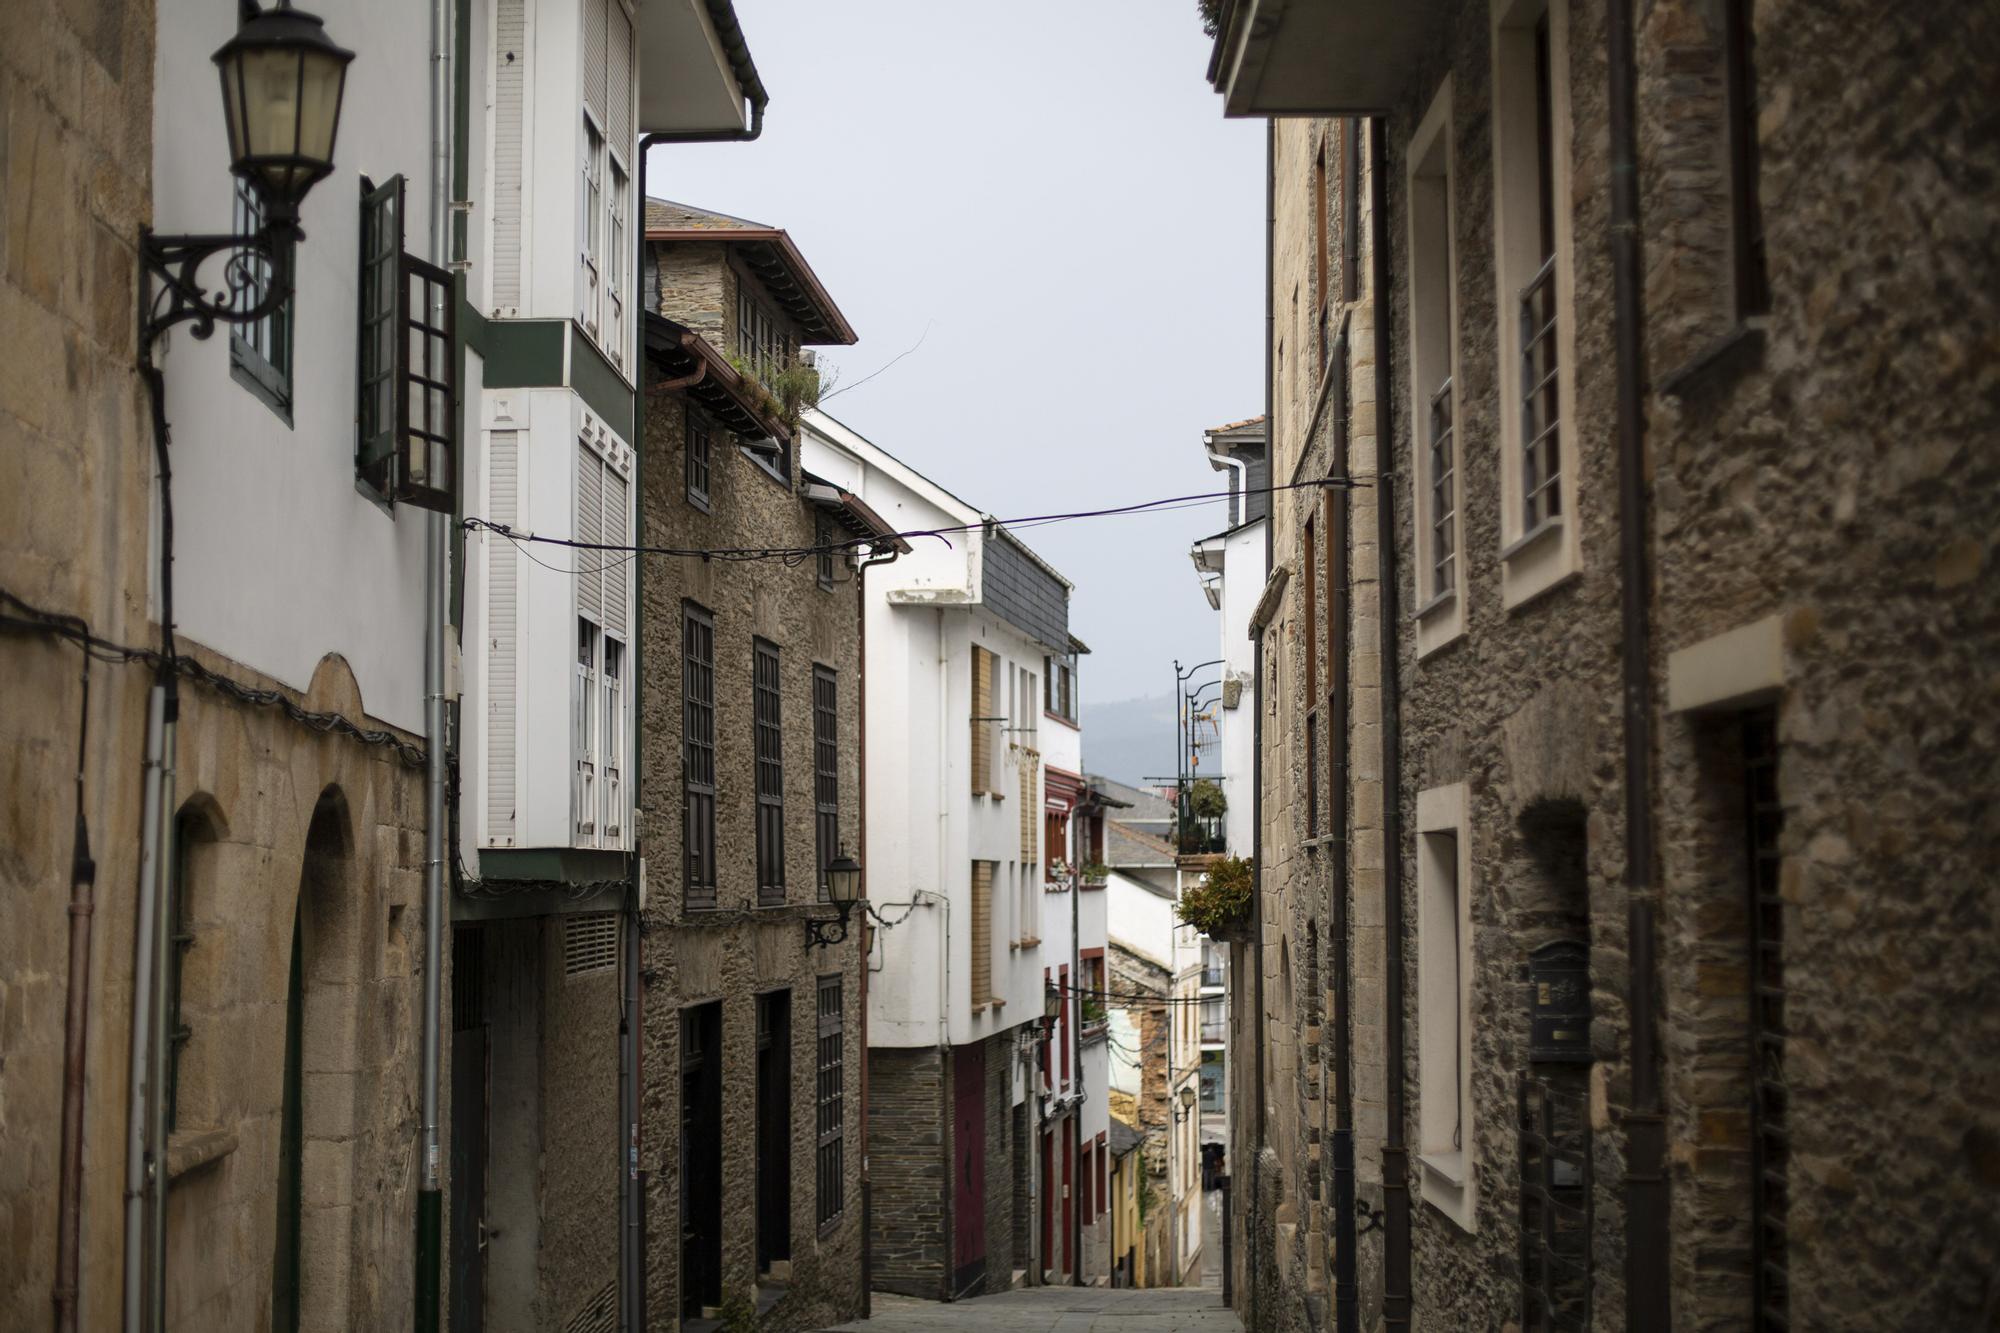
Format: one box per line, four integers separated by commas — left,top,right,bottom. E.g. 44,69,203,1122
755,639,786,905
485,431,519,843
685,409,712,510
816,975,845,1226
813,667,838,903
970,646,995,795
1018,747,1040,861
573,439,628,847
491,0,524,310
970,861,994,1010
683,605,717,908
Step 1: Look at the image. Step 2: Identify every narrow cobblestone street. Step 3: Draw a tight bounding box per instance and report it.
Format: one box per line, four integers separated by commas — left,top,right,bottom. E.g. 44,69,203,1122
821,1289,1241,1333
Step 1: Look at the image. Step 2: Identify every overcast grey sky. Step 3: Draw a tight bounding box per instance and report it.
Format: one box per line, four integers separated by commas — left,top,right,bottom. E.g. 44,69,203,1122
645,1,1266,716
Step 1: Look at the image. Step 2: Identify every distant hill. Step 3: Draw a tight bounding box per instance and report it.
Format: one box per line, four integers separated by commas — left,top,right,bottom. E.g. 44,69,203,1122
1078,693,1179,789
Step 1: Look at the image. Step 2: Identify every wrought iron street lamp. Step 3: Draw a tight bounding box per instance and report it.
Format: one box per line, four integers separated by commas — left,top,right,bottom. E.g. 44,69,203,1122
1040,979,1063,1041
141,2,355,358
805,851,863,949
1175,1083,1198,1124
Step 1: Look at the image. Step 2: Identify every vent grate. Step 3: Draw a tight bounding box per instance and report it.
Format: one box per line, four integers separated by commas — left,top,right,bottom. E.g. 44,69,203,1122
561,1280,616,1333
563,913,618,978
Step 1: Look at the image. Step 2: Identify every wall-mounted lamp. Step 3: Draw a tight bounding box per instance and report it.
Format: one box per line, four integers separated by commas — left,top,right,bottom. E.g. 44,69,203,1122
1174,1083,1198,1124
141,2,355,359
804,851,862,949
1039,980,1063,1041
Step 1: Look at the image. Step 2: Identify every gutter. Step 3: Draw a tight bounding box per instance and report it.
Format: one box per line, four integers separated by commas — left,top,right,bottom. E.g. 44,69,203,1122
642,0,768,145
1608,0,1670,1322
1369,114,1413,1332
1329,300,1357,1333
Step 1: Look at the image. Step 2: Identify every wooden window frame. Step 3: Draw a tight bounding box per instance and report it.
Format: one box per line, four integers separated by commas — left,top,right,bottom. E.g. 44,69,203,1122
683,603,717,910
754,638,787,906
684,407,711,511
813,666,838,903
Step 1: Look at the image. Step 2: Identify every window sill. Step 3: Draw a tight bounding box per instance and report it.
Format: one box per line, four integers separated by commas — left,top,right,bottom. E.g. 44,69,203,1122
1499,513,1564,564
1014,936,1042,950
1419,1150,1476,1233
686,492,711,515
229,338,292,428
1418,1150,1466,1188
167,1126,239,1181
1658,318,1768,402
1412,587,1457,621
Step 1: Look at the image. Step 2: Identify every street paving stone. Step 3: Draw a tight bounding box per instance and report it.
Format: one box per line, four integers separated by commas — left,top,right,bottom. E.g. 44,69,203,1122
817,1287,1242,1332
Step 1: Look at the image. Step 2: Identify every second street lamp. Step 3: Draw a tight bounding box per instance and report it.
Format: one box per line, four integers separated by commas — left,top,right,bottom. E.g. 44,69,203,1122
806,851,863,949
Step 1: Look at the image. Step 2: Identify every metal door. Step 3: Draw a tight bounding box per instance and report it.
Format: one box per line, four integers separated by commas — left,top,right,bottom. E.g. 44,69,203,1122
448,927,487,1333
951,1042,987,1296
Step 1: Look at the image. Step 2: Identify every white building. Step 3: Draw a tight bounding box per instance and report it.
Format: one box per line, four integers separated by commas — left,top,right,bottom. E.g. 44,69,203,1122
1188,415,1270,859
801,409,1109,1293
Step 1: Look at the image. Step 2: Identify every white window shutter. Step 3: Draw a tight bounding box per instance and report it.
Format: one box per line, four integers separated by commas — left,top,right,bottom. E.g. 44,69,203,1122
603,466,629,638
576,439,604,622
584,0,608,126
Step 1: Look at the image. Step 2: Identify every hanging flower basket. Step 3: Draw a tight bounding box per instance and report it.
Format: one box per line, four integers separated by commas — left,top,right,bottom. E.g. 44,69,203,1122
1178,854,1253,941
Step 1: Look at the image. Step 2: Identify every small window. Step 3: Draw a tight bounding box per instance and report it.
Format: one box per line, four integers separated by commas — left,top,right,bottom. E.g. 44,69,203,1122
754,639,786,905
606,158,629,364
685,409,711,510
815,975,846,1226
816,511,835,590
683,604,717,909
1417,783,1475,1231
574,618,600,840
1724,0,1769,319
581,115,604,333
813,667,838,902
231,178,294,419
1409,79,1463,643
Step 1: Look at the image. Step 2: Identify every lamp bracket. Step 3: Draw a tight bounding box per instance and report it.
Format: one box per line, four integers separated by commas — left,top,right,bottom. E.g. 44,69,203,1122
139,224,295,363
804,901,856,950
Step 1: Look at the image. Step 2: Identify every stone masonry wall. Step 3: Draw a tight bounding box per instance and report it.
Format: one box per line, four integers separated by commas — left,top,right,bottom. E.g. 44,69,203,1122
1641,3,2000,1325
636,358,868,1330
866,1046,948,1297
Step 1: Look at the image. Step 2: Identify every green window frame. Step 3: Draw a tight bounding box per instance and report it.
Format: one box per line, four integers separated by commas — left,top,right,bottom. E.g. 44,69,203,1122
231,178,294,421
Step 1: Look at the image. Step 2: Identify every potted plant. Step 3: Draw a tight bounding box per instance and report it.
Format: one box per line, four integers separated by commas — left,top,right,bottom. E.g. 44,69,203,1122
1177,854,1253,942
1081,860,1110,886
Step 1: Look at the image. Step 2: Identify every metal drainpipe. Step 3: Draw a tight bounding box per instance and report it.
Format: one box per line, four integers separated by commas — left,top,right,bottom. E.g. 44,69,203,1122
1071,818,1082,1287
1368,113,1413,1331
1245,113,1275,1326
53,642,97,1333
619,127,669,1333
1607,0,1668,1322
857,541,900,1317
415,0,455,1323
1329,300,1358,1333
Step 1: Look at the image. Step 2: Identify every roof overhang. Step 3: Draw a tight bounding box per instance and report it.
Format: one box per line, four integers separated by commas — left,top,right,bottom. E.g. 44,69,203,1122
1207,0,1445,116
802,473,914,554
639,0,761,135
645,224,857,345
643,312,791,445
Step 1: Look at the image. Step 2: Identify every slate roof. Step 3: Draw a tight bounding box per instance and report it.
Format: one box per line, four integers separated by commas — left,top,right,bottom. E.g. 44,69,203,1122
1106,819,1175,870
644,197,856,345
1109,1118,1144,1159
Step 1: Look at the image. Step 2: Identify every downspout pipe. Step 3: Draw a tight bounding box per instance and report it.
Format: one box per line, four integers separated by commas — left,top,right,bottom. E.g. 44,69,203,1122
1369,114,1413,1331
1329,303,1358,1333
856,541,899,1319
1608,0,1668,1323
416,0,455,1323
620,126,674,1333
1247,113,1275,1328
53,640,96,1333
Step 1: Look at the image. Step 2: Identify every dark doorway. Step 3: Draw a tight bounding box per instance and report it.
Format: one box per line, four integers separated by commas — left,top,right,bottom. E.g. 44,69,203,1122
1040,1129,1054,1277
272,899,303,1333
680,1002,724,1319
1061,1119,1074,1279
951,1042,987,1297
448,927,488,1333
755,990,793,1275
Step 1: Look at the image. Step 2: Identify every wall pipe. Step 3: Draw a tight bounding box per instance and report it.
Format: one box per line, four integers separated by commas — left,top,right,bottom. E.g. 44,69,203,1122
1329,304,1358,1333
415,0,455,1320
1608,0,1669,1321
52,630,96,1333
1244,112,1275,1330
1369,113,1413,1331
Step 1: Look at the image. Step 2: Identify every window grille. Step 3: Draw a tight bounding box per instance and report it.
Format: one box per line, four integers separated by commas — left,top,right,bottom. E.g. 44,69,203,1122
813,667,838,902
685,409,711,509
1745,710,1788,1329
563,913,618,977
816,975,845,1226
1521,14,1562,532
1429,377,1457,596
1519,1073,1591,1330
451,928,484,1031
683,605,717,909
754,639,786,905
1341,119,1362,302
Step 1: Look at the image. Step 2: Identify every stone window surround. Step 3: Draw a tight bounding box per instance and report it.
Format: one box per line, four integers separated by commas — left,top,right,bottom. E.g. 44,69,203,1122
1416,780,1477,1233
1408,75,1469,657
1491,0,1583,610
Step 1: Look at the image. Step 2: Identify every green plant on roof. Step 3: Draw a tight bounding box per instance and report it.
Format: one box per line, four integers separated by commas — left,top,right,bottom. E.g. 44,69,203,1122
1189,778,1227,820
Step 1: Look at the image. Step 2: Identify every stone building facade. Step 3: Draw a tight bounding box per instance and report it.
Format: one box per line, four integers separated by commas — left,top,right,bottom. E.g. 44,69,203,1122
1209,1,1998,1329
636,204,883,1328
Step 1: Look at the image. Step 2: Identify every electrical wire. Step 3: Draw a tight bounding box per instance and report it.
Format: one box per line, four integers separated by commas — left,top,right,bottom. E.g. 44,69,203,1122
1,588,426,769
461,474,1369,566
